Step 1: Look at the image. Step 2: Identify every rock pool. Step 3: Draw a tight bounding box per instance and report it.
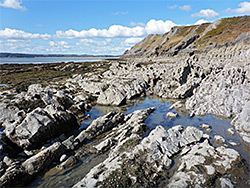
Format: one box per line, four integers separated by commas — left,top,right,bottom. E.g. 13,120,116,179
29,96,250,187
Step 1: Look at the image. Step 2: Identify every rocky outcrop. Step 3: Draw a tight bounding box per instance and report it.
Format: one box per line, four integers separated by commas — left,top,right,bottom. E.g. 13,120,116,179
186,67,249,118
1,84,80,150
168,140,242,187
22,142,65,176
231,101,250,145
74,124,245,188
3,105,77,150
97,86,126,106
74,111,125,145
0,142,65,187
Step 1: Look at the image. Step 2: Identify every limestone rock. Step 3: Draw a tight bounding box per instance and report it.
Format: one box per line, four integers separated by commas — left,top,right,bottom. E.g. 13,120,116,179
74,111,125,144
169,101,183,110
168,139,242,187
97,86,126,106
22,142,65,176
60,154,68,162
214,135,226,145
200,124,211,133
4,105,78,150
227,128,235,135
73,125,203,188
231,101,250,146
186,67,250,118
166,112,178,119
58,156,78,170
220,178,234,188
0,163,30,187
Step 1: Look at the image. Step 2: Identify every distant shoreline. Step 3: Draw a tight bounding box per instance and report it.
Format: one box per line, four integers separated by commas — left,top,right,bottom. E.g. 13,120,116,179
0,52,120,58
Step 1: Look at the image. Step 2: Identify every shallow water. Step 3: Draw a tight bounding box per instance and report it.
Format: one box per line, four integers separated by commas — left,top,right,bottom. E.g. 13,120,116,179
0,84,8,87
0,57,104,64
29,96,250,187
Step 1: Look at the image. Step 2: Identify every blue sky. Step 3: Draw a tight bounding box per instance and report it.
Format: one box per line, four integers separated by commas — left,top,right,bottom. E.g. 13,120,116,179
0,0,250,55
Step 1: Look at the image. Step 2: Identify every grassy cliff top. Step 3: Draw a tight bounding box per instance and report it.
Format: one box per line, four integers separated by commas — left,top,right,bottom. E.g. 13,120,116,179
123,15,250,57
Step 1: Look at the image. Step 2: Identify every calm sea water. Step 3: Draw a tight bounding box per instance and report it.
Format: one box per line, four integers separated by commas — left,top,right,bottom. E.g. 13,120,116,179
0,57,104,64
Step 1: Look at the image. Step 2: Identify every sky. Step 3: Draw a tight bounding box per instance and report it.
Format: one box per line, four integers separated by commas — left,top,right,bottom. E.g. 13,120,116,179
0,0,250,55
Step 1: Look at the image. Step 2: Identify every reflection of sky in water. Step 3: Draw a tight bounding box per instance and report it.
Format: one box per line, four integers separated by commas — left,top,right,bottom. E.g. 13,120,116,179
34,97,249,187
81,97,233,137
81,97,249,162
80,108,101,130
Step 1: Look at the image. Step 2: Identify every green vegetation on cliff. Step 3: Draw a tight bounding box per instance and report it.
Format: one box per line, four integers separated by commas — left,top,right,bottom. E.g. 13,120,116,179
123,15,250,57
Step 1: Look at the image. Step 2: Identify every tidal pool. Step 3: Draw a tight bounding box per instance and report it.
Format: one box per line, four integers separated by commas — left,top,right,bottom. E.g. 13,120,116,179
29,96,250,187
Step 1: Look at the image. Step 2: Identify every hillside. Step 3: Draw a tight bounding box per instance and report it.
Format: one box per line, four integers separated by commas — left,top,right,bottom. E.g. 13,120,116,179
123,15,250,57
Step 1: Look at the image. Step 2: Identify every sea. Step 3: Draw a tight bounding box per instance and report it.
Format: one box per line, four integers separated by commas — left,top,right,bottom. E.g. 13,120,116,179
0,57,105,64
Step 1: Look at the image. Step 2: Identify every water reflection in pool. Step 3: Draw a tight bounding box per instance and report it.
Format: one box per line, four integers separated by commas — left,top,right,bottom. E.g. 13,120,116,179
30,96,250,187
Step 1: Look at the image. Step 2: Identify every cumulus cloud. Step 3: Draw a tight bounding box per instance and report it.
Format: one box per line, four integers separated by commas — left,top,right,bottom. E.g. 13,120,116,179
1,39,35,53
179,5,191,11
0,19,176,41
0,28,51,40
55,25,146,38
194,19,208,25
226,2,250,14
145,19,176,34
0,0,26,11
191,9,219,18
49,41,69,48
47,41,71,53
124,37,143,46
76,39,108,46
56,19,175,38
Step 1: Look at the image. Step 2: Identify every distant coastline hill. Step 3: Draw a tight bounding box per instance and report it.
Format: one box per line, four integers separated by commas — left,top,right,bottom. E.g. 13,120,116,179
0,53,118,58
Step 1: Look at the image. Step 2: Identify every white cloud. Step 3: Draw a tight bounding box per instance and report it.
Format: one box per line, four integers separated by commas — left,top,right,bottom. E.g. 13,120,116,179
76,39,108,46
145,19,176,34
0,19,176,42
1,39,34,52
55,25,146,38
168,5,178,9
191,9,219,18
112,11,128,15
226,2,250,14
0,0,26,11
168,5,191,11
49,41,69,48
124,37,143,46
0,28,51,40
46,41,71,53
106,39,112,43
194,19,208,25
130,21,145,27
179,5,191,11
55,19,175,38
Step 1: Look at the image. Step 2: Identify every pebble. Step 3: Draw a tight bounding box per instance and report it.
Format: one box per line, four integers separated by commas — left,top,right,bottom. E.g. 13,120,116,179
60,154,68,162
214,135,226,144
166,112,178,119
227,128,235,135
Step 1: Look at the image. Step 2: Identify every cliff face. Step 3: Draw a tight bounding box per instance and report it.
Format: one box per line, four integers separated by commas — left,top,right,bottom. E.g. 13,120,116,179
123,16,250,57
